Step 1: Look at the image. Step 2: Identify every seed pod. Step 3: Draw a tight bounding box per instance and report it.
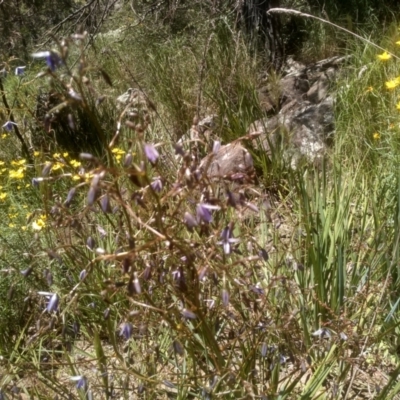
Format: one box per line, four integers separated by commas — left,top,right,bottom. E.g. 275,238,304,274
123,153,133,167
41,162,53,177
64,187,76,207
133,272,141,294
100,194,112,213
244,151,253,168
87,186,99,206
244,201,259,213
172,340,184,356
86,236,96,250
198,266,208,281
100,68,113,87
44,269,53,286
46,293,59,313
259,248,269,261
122,258,131,274
212,140,221,154
163,380,176,389
181,308,197,319
68,114,76,130
222,289,229,307
79,153,95,161
21,266,33,278
143,264,152,280
261,342,268,358
103,308,111,320
72,321,80,336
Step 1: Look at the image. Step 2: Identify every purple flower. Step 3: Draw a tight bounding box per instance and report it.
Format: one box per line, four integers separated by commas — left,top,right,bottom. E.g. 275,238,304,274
144,144,159,164
46,293,59,313
71,376,87,390
79,269,87,281
196,203,220,224
120,322,133,340
32,178,40,188
150,177,163,193
15,66,26,76
46,52,62,72
32,51,63,72
196,204,212,223
2,121,17,131
218,224,240,254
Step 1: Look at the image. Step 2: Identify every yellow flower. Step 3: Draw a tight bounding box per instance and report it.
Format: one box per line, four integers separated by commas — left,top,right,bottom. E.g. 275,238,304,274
373,132,381,140
112,147,125,161
51,162,64,171
8,223,15,228
396,41,400,45
9,168,25,179
21,226,27,231
53,153,61,158
0,193,7,200
2,134,7,139
71,174,81,181
365,86,373,93
385,78,400,90
33,151,41,157
112,148,125,154
32,218,46,231
11,159,26,166
377,51,392,61
0,161,4,166
70,159,81,168
63,152,69,158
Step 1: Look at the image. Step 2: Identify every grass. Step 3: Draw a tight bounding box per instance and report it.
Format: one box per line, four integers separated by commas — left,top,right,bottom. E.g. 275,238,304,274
0,2,400,399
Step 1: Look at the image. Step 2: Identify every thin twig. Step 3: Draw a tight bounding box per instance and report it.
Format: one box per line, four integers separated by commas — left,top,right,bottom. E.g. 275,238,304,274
0,77,32,162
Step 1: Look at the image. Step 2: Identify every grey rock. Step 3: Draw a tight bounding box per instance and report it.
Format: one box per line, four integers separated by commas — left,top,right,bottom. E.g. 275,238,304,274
200,142,255,183
251,56,347,167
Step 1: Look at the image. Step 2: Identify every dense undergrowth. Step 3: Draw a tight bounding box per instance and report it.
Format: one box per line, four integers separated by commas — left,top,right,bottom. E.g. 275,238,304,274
1,1,400,399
